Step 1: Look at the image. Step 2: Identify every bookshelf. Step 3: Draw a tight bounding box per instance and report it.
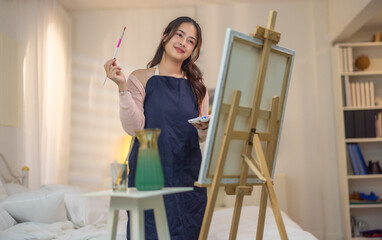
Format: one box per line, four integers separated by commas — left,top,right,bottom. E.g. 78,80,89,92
333,42,382,240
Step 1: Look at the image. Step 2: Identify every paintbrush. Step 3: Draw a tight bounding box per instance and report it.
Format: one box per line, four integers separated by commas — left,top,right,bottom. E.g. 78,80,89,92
103,27,126,85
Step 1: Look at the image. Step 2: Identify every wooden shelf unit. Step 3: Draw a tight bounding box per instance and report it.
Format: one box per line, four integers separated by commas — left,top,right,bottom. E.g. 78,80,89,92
333,41,382,240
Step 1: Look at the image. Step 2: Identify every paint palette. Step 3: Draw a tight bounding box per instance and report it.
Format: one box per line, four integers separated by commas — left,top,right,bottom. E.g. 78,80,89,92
188,115,211,124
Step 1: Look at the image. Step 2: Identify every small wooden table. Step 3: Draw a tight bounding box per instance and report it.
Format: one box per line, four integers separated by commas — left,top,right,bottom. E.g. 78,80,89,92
83,187,193,240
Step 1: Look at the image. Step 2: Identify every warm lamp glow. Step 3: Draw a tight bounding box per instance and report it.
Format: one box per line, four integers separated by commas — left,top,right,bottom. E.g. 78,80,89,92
113,135,133,164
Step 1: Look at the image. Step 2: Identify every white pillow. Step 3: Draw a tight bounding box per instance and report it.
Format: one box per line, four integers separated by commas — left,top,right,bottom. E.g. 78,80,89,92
0,189,67,223
0,181,8,201
4,183,29,196
40,184,110,227
40,184,86,194
0,207,16,231
64,193,109,227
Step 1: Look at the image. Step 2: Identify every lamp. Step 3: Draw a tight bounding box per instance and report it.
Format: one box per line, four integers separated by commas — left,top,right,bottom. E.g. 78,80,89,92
113,134,133,164
110,134,133,191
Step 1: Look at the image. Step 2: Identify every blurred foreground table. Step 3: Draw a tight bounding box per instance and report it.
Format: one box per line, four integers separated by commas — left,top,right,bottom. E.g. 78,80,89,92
83,187,193,240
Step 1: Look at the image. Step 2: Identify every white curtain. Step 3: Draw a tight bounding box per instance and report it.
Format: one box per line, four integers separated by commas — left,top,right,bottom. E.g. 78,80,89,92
19,0,71,189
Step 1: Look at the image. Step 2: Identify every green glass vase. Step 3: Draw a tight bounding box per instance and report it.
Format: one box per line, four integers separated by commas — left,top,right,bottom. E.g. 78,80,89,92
134,128,164,191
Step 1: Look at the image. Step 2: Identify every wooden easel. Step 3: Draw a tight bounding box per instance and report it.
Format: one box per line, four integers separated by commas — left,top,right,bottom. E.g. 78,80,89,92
197,11,289,240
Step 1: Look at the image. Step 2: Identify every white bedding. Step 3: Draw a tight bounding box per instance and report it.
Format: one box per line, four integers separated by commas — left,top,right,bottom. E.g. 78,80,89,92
0,220,127,240
0,183,128,240
1,206,317,240
0,183,316,240
209,206,318,240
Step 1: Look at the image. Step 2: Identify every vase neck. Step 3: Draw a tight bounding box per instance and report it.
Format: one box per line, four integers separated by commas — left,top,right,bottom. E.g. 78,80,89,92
135,129,161,149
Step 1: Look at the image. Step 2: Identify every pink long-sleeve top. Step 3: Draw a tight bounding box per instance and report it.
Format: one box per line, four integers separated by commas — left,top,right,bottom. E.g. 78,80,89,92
119,73,209,142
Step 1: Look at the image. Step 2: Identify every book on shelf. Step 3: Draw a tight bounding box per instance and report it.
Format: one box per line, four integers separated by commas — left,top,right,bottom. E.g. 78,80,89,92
353,144,368,174
360,82,366,107
355,81,361,107
344,111,355,138
341,47,354,73
343,76,351,107
347,47,353,72
364,110,377,138
344,110,379,138
347,144,359,175
347,144,361,175
348,80,376,107
351,81,356,107
347,144,368,175
377,112,382,137
370,81,375,107
354,111,366,138
365,81,371,107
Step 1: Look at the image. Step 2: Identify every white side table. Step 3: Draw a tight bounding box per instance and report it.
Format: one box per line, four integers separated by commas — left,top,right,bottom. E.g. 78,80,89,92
83,187,193,240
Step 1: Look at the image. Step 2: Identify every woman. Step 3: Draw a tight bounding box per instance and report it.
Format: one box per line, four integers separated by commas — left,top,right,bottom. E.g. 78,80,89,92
104,16,209,240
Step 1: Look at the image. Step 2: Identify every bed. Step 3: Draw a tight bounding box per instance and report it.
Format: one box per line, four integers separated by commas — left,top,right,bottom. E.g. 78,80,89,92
209,206,317,240
0,153,317,239
0,178,128,239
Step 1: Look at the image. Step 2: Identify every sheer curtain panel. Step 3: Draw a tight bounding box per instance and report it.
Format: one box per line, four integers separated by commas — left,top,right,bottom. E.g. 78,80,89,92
19,0,72,188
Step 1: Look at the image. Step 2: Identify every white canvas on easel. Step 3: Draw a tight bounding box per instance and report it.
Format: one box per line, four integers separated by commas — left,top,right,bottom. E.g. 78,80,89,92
197,29,295,186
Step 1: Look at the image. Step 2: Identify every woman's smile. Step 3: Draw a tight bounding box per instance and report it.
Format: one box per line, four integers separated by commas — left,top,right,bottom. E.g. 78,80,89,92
175,46,185,53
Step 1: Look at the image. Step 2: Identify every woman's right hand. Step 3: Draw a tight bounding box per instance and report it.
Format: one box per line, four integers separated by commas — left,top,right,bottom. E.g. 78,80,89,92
104,58,127,89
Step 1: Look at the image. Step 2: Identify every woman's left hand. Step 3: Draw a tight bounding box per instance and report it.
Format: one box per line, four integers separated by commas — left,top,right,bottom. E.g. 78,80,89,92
191,120,209,131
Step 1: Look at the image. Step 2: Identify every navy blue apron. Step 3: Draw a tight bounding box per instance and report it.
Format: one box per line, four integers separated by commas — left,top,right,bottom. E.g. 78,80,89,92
126,74,207,240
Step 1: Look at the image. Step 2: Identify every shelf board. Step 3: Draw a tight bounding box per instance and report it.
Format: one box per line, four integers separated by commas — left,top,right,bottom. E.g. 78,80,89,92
348,174,382,180
350,203,382,209
352,238,382,240
339,42,382,47
345,138,382,143
343,106,382,111
341,71,382,76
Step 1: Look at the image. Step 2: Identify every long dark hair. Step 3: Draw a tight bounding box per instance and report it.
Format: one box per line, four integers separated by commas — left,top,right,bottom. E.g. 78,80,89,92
147,16,206,111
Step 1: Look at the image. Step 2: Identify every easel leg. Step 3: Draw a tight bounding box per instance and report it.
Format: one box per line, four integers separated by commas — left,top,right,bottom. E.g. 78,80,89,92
199,177,220,239
256,185,268,240
265,179,288,239
254,135,288,240
229,190,244,240
229,159,251,239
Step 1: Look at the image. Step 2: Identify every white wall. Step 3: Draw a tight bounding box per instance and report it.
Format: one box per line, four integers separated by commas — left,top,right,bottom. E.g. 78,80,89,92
328,0,382,42
328,0,372,40
311,0,343,238
0,0,24,174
